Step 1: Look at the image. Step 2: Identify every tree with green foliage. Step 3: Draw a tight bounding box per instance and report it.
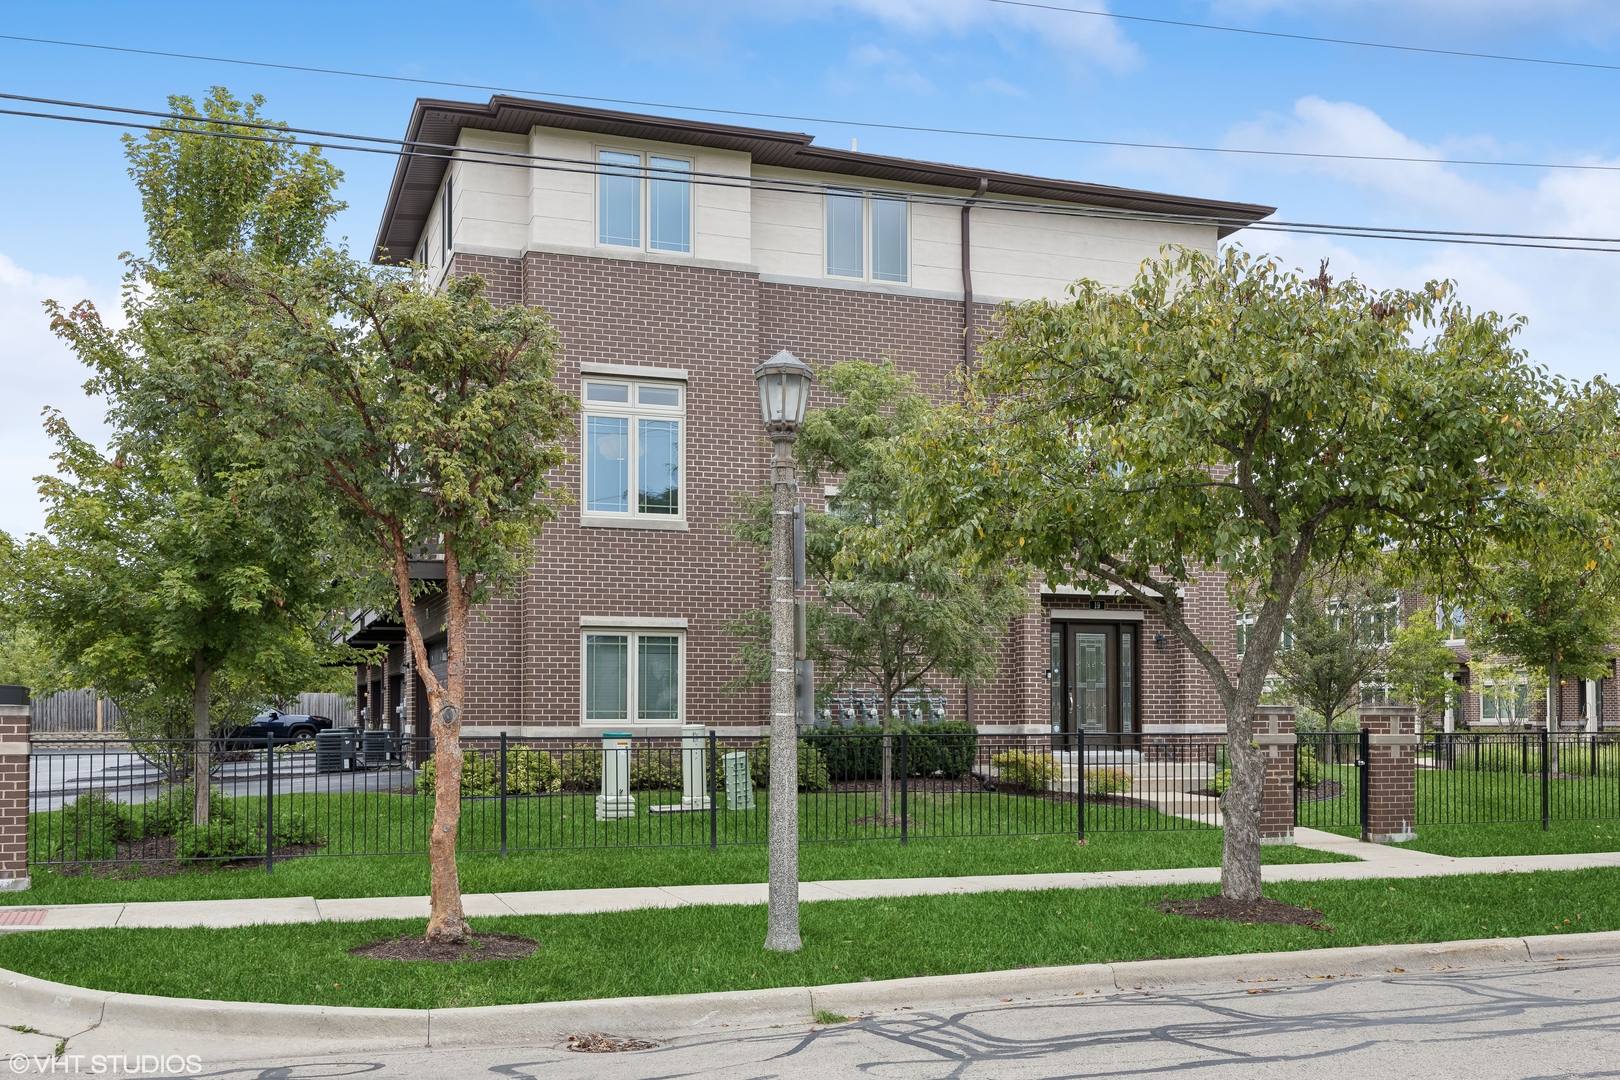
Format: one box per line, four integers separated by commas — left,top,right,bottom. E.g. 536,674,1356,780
730,359,1026,821
1269,577,1390,733
1386,607,1463,724
218,253,574,944
901,249,1561,902
13,89,354,827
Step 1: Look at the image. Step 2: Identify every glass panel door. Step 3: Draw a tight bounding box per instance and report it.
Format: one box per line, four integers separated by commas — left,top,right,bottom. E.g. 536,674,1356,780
1074,631,1109,734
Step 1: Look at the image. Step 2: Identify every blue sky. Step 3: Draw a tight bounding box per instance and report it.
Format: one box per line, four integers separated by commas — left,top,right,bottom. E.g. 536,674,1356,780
3,0,1618,537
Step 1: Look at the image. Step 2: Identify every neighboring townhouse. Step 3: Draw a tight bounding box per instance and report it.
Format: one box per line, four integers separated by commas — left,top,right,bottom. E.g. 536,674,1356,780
346,95,1615,747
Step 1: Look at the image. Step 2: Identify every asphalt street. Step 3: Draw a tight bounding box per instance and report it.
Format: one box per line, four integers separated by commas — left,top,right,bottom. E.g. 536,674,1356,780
121,957,1620,1080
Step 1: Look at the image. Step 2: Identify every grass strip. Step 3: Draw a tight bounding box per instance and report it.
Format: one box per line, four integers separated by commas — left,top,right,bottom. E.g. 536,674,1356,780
7,830,1347,907
0,868,1611,1010
1395,821,1620,857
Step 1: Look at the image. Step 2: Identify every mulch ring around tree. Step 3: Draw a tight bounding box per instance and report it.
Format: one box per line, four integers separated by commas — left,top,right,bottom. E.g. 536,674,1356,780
1156,895,1333,930
350,932,540,963
566,1033,659,1053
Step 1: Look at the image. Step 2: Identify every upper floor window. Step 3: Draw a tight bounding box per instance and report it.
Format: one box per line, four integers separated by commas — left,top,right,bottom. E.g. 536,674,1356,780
598,151,692,254
582,378,684,522
826,192,908,283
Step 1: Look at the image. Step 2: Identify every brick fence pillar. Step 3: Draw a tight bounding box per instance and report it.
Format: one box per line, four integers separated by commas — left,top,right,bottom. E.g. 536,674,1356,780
1255,706,1297,845
1359,704,1417,843
0,702,30,891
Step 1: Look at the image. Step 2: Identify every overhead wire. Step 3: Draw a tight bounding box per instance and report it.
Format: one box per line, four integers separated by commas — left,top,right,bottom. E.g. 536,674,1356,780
5,96,1620,254
0,30,1617,173
988,0,1620,74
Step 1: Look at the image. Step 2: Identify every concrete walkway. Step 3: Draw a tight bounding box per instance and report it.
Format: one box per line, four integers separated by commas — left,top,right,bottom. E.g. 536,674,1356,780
3,829,1618,932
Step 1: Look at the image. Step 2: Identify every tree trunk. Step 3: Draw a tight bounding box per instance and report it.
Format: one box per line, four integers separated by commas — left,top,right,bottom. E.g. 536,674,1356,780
1218,702,1264,903
389,532,471,945
880,689,894,819
192,653,211,828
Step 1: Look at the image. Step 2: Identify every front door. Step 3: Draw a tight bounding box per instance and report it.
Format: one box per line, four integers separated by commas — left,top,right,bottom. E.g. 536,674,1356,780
1049,621,1137,748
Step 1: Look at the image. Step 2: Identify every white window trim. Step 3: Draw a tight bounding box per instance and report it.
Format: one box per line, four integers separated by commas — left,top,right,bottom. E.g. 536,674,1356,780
595,146,695,257
580,375,687,528
580,628,686,724
823,191,911,285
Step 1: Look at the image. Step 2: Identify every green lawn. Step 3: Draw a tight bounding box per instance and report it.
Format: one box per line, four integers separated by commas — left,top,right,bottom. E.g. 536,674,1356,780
1395,820,1620,858
0,868,1610,1009
8,829,1347,908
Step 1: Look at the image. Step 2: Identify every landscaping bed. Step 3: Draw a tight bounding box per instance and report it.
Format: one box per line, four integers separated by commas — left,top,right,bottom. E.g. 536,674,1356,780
0,868,1611,1009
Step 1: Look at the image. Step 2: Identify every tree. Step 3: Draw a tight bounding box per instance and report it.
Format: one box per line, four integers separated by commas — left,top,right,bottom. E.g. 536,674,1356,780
902,248,1557,902
15,88,352,825
731,359,1026,821
1269,577,1389,733
227,256,574,944
1386,607,1463,724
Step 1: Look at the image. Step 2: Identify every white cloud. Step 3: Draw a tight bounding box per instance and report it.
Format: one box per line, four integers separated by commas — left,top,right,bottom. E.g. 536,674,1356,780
971,75,1029,97
1210,0,1620,27
0,254,113,540
802,0,1139,69
1215,98,1620,382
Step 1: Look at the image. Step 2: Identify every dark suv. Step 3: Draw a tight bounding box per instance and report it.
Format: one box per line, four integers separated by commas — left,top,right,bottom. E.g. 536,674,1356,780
228,711,335,746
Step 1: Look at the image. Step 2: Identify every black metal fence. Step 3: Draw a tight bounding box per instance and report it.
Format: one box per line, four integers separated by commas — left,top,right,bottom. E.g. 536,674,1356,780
30,730,1226,867
1293,731,1367,834
1418,731,1620,829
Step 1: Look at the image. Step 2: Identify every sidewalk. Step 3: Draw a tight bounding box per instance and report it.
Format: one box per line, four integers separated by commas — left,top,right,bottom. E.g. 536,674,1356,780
3,829,1618,933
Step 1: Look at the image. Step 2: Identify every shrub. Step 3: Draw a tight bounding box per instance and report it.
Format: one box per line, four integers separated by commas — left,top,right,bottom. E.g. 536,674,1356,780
418,746,562,796
271,811,321,846
991,750,1058,790
748,740,830,792
48,792,133,861
629,749,680,791
1084,767,1133,795
274,739,316,757
1211,768,1232,796
507,745,562,794
176,822,261,860
558,743,603,792
804,722,978,781
1295,745,1323,788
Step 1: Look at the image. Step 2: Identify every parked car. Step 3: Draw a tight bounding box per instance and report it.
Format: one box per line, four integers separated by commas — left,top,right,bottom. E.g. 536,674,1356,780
226,711,335,747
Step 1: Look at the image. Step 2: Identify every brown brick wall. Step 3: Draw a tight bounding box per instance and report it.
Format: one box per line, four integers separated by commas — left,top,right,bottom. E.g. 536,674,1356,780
1256,707,1297,844
0,705,30,888
1359,705,1417,842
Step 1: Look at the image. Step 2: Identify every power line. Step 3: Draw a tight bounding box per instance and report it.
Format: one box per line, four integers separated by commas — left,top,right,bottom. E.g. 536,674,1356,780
991,0,1620,74
5,97,1618,255
0,31,1616,174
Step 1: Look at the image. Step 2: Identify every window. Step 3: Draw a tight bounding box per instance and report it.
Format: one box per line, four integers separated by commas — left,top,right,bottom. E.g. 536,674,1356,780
597,150,691,253
825,192,909,284
582,378,684,522
1235,611,1292,657
1436,603,1467,644
1481,677,1530,723
583,631,683,721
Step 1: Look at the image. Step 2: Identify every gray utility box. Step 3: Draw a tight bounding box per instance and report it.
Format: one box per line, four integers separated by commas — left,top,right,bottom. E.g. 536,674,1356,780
361,729,400,767
723,751,755,810
316,728,359,773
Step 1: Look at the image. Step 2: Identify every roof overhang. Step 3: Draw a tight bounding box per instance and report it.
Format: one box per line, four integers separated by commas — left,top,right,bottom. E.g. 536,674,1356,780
372,95,1275,264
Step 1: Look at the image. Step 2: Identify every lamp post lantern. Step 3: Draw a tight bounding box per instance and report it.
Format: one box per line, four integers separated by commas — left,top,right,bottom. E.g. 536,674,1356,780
753,349,813,953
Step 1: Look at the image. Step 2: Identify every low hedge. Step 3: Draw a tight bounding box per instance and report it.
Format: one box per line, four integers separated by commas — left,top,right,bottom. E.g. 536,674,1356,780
747,740,831,792
804,722,977,781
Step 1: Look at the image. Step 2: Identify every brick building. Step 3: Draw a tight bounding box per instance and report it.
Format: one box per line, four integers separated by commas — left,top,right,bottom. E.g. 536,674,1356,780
349,95,1616,745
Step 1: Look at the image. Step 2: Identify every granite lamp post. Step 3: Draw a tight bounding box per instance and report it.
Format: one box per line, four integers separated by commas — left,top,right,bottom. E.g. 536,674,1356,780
753,349,813,954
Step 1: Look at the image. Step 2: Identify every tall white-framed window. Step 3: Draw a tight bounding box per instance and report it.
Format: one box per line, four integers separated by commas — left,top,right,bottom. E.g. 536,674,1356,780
1436,603,1467,645
597,150,692,254
581,377,685,525
583,630,684,722
1481,676,1530,724
825,191,909,284
1234,611,1292,658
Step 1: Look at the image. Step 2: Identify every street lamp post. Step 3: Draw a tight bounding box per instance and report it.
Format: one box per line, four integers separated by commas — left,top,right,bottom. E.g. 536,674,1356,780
753,349,814,954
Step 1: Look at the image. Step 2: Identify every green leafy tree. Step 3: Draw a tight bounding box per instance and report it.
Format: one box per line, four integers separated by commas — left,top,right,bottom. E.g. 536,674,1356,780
15,89,353,826
1269,577,1389,733
902,249,1559,902
1387,607,1463,723
731,359,1026,820
223,255,574,944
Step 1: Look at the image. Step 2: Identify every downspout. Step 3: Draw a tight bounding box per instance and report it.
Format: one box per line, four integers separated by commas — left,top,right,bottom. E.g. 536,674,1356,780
961,177,988,730
961,177,989,371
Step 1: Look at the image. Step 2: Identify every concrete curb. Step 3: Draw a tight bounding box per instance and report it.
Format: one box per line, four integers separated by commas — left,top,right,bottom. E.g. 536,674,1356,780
5,930,1620,1050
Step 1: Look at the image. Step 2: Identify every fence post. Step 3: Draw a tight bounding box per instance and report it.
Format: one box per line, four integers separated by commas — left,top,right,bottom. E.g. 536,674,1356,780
1257,706,1297,845
499,732,508,858
1540,727,1550,832
264,731,275,875
899,729,909,846
1358,727,1372,842
1077,728,1086,843
1358,706,1417,843
708,730,718,852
